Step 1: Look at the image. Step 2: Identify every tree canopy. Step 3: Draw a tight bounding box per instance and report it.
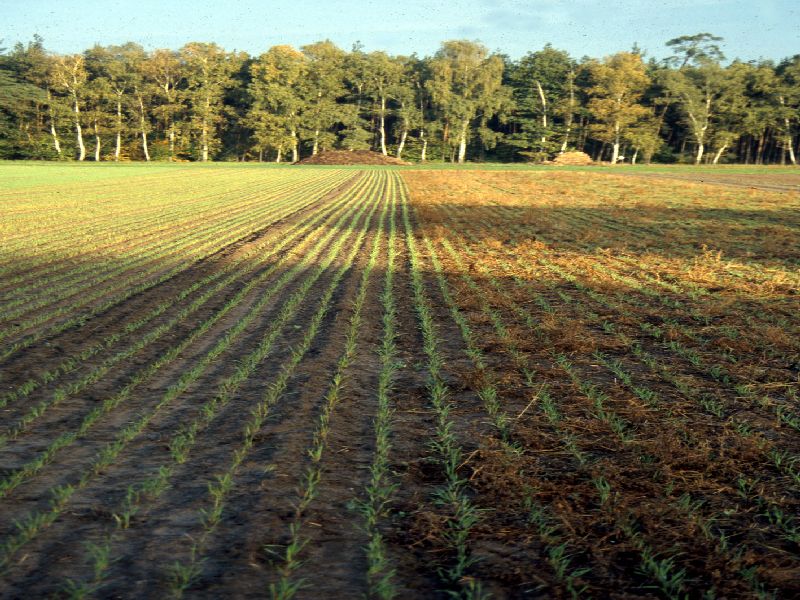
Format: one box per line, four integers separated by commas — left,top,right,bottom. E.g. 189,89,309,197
1,34,798,164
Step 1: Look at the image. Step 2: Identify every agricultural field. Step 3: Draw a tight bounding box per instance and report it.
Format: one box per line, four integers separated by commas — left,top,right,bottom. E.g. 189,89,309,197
0,163,799,599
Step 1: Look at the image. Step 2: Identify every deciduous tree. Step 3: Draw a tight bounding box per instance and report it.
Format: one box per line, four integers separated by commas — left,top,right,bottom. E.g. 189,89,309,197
181,42,240,161
248,45,306,162
300,40,347,155
587,52,650,164
427,40,506,163
51,54,88,160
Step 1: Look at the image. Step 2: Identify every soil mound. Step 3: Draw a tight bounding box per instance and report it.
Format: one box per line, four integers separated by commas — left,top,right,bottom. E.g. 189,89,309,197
297,149,411,166
551,151,594,165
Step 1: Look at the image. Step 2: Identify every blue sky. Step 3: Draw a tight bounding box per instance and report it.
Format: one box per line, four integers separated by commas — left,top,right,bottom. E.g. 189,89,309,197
5,0,799,61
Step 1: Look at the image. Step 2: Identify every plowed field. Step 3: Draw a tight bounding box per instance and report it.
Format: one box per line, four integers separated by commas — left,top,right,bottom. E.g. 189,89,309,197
1,164,798,599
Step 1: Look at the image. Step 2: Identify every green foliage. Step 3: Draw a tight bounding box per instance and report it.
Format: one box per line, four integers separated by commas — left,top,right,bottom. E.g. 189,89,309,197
2,32,799,163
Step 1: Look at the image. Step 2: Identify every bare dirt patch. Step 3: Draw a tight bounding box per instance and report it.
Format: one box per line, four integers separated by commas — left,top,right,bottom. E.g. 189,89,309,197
297,149,411,166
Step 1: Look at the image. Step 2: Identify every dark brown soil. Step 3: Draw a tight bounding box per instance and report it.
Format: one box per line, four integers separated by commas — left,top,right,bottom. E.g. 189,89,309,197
613,169,800,193
297,149,411,166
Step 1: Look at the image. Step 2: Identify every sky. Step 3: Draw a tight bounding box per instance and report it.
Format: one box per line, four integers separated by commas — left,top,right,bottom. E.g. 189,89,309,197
4,0,799,62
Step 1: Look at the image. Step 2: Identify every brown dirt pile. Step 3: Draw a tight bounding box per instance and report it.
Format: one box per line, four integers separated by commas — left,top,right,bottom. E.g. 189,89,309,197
297,149,411,166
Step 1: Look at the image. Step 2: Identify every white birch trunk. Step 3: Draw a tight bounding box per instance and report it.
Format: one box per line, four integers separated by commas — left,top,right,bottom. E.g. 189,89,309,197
695,142,704,164
312,129,319,156
712,144,727,164
535,79,547,143
141,126,150,161
162,80,177,161
73,95,86,161
138,93,150,162
50,121,62,156
611,142,620,164
115,98,122,161
47,90,62,157
610,121,620,165
93,119,101,161
276,146,282,163
631,149,638,165
779,98,797,165
396,127,408,159
379,96,387,155
560,71,575,153
457,121,468,164
201,94,211,162
420,130,427,162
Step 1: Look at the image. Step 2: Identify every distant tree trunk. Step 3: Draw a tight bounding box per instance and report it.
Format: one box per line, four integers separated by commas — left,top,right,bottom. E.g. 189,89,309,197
46,90,63,158
312,129,320,156
137,91,150,162
594,142,605,162
93,119,101,161
560,71,575,153
379,96,387,156
420,129,427,162
115,96,122,161
631,148,639,165
694,142,704,164
756,133,766,165
535,79,547,145
611,121,621,165
71,93,86,161
396,126,408,159
291,130,298,162
457,120,468,163
50,120,62,157
200,94,211,162
779,97,797,165
578,115,590,150
712,144,727,164
275,146,281,163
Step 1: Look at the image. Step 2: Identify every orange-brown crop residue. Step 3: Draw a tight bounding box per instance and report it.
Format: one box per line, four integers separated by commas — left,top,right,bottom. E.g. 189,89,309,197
397,168,800,598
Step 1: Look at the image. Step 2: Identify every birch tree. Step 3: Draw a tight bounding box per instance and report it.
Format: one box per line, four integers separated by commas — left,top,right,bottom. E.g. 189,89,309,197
51,54,88,160
116,44,154,161
146,49,183,161
393,56,423,160
776,56,800,165
84,45,138,161
364,51,402,155
83,66,111,160
300,41,347,155
247,45,306,162
587,52,650,164
427,40,506,163
181,42,239,161
509,44,576,155
662,33,731,164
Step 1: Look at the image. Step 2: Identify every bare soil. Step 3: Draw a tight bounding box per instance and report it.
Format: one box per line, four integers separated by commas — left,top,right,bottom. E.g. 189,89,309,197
1,167,799,599
296,149,411,166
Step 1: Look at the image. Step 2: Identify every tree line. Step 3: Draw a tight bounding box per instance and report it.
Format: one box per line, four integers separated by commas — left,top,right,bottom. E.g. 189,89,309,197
1,33,798,164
